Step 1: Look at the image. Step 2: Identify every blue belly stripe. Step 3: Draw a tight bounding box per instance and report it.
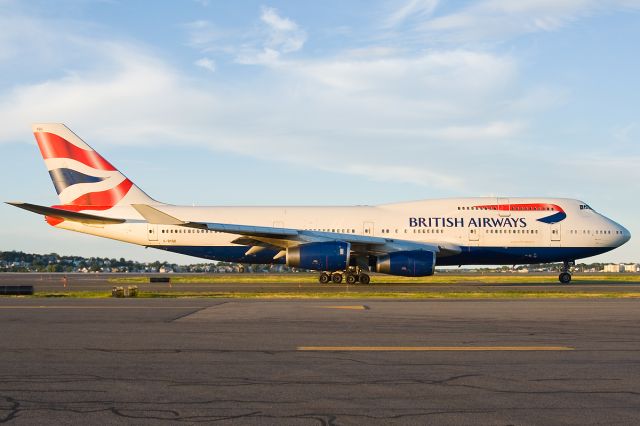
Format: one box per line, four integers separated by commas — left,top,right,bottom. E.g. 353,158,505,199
149,245,616,266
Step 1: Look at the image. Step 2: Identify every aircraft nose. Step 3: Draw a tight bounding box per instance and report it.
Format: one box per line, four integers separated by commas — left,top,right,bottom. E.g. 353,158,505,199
619,225,631,245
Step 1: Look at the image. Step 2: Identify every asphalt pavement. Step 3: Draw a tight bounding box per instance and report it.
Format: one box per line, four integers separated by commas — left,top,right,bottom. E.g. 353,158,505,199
0,298,638,424
2,273,640,293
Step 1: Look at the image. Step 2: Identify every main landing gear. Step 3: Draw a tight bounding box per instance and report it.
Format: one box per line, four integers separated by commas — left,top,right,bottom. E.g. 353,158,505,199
318,268,370,285
558,261,574,284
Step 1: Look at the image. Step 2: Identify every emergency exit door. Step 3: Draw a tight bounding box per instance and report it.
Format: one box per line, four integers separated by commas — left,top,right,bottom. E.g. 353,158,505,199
550,223,561,242
363,221,374,236
147,224,158,241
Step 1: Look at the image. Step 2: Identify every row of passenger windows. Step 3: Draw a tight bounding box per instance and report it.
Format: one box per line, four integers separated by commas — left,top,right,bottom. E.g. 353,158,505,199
160,229,218,234
385,228,538,235
457,206,553,211
569,230,622,235
486,229,538,234
156,227,544,236
156,227,620,237
307,229,357,233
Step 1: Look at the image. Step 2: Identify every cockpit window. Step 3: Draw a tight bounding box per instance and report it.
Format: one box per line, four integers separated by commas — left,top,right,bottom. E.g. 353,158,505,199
579,204,594,211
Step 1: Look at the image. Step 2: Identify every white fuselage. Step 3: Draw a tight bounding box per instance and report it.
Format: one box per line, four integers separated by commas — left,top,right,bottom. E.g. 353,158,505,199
52,197,630,266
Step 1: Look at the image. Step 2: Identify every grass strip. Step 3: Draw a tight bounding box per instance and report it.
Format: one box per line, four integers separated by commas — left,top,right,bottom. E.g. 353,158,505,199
109,274,640,285
17,291,640,299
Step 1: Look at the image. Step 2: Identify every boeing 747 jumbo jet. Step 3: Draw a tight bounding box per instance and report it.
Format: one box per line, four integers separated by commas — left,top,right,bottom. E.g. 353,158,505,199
8,124,631,284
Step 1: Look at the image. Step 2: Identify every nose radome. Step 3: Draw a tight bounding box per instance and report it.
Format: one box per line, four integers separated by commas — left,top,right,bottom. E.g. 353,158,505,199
615,223,632,245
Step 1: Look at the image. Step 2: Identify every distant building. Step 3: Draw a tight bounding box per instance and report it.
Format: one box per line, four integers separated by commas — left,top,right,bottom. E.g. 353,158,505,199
623,263,639,273
604,264,623,273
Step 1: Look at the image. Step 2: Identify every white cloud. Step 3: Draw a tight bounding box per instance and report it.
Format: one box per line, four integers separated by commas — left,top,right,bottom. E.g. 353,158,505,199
2,2,637,197
384,0,439,28
612,122,637,144
185,20,221,47
194,57,216,72
261,6,298,32
342,163,461,189
0,40,222,146
235,7,307,65
235,47,281,65
187,7,307,66
399,0,640,42
0,43,522,191
289,50,516,98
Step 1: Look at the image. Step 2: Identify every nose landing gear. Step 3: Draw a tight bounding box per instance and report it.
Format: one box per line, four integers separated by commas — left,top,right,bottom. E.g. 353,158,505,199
558,261,574,284
559,272,571,284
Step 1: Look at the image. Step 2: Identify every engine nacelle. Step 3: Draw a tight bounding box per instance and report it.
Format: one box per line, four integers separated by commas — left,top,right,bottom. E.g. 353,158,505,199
376,250,436,277
286,241,351,271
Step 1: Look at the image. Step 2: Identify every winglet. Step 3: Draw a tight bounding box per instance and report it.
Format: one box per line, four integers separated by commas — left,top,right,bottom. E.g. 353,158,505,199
131,204,185,225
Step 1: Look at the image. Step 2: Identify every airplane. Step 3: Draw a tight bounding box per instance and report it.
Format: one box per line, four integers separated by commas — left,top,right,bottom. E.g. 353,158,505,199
8,123,631,284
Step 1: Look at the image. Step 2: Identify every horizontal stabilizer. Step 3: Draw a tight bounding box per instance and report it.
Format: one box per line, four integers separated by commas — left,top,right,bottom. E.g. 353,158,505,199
131,204,187,225
6,202,125,225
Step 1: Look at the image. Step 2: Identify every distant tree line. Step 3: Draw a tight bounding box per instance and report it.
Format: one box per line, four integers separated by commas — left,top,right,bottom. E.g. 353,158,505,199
0,250,631,274
0,251,291,273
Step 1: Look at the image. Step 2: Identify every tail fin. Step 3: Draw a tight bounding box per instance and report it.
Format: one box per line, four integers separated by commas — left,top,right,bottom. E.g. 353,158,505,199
32,123,157,211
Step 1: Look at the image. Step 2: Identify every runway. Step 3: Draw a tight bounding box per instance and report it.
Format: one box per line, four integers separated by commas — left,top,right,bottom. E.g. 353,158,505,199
2,272,640,294
0,298,638,424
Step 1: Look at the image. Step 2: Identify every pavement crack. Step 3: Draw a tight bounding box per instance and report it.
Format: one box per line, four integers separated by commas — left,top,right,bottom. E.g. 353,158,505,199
0,396,20,423
169,306,209,322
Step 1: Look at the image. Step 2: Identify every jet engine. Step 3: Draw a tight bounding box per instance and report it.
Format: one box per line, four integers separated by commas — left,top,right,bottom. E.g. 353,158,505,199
286,241,351,271
376,250,436,277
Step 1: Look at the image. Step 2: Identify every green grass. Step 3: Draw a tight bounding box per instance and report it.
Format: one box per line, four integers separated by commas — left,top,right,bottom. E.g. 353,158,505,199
22,291,640,299
109,273,640,285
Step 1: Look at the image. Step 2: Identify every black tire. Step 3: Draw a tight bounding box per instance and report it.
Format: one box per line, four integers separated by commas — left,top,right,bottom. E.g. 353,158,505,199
331,273,343,284
358,273,371,285
559,272,572,284
346,274,357,284
319,272,330,284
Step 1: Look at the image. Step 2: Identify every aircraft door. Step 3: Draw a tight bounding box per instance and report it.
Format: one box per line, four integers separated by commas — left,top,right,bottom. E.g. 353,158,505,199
468,228,480,245
550,223,561,242
147,224,158,241
363,221,374,236
497,197,510,217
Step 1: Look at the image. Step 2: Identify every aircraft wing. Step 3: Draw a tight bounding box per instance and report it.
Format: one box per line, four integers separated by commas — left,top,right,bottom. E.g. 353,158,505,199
6,202,126,225
131,204,461,258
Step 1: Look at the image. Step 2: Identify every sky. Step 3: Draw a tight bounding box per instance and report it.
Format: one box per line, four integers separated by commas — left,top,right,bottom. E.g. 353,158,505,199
0,0,639,264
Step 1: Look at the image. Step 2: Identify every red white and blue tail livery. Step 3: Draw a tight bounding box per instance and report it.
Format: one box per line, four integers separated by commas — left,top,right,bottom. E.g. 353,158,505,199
8,123,631,284
33,123,154,209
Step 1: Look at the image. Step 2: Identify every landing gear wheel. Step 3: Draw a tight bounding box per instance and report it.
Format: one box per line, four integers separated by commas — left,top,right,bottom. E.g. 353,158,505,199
558,272,572,284
319,272,330,284
559,260,574,284
331,273,343,284
346,274,357,284
358,273,370,285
